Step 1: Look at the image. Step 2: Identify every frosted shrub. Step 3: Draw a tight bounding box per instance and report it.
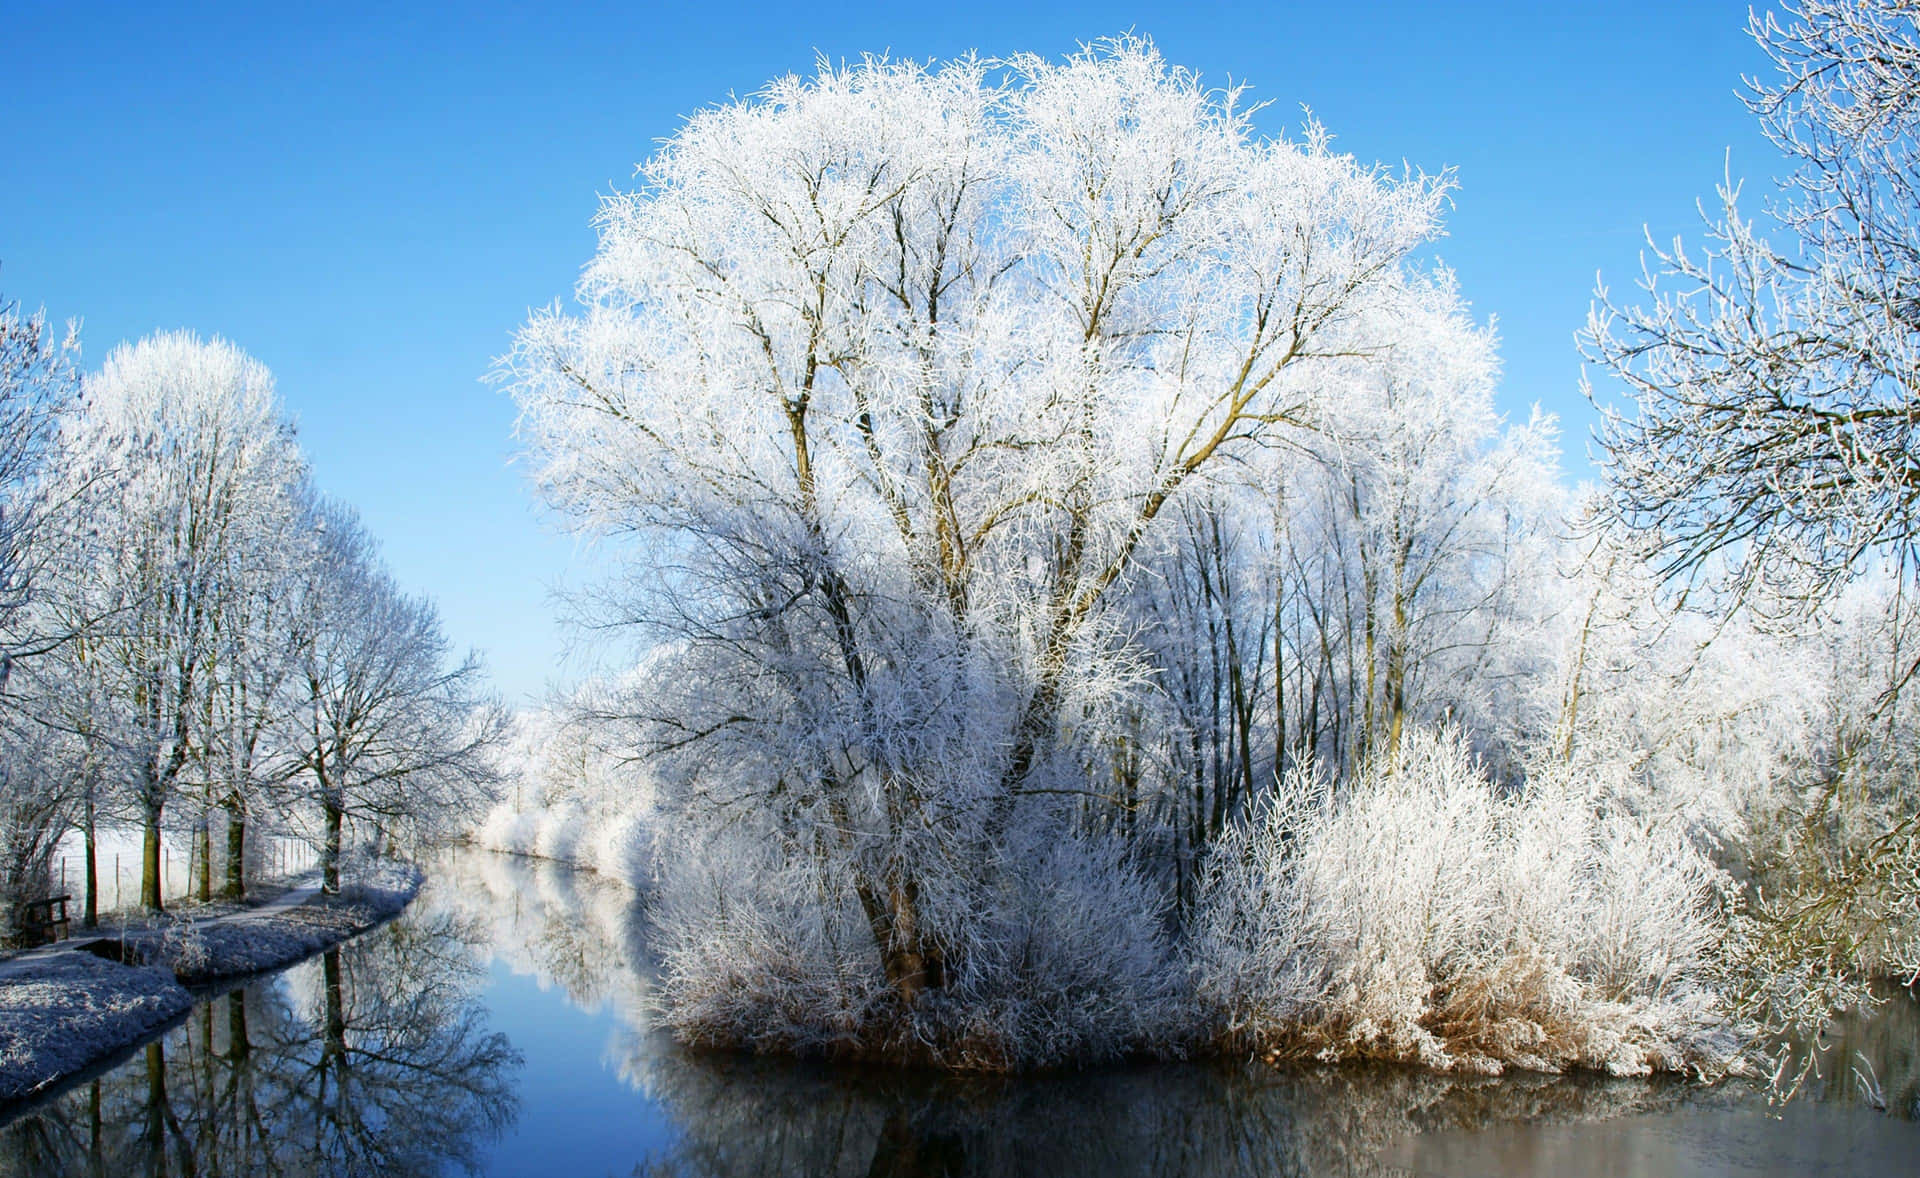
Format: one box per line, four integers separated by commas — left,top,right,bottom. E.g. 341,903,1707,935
470,699,661,889
154,916,213,977
1193,728,1735,1075
652,820,1182,1069
651,827,895,1058
583,809,655,890
933,830,1186,1069
471,796,655,890
533,801,586,863
472,801,539,858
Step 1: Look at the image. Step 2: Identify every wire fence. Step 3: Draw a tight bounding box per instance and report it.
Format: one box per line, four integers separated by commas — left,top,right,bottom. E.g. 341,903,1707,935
51,835,320,915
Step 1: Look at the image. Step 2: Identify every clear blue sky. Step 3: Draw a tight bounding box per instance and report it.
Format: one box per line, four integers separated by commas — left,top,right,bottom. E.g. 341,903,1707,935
1,1,1783,704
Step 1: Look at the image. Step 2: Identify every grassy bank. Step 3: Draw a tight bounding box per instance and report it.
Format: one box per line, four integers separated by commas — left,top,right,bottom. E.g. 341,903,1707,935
0,862,422,1104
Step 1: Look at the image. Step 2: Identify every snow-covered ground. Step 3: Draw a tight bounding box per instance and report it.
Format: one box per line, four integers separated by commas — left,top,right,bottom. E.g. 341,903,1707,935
0,860,424,1104
0,953,191,1106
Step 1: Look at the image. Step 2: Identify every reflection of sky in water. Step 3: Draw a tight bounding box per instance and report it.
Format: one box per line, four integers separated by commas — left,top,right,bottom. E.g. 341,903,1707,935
2,848,1914,1177
1390,1100,1920,1177
472,961,678,1177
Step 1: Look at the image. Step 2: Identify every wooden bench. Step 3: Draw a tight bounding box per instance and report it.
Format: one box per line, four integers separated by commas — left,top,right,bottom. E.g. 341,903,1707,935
19,894,71,946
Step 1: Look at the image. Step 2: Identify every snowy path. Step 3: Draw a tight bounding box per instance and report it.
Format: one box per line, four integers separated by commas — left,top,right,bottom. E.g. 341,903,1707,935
0,873,322,981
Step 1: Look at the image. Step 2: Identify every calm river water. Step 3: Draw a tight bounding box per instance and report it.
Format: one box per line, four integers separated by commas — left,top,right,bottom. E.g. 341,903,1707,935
1,849,1913,1176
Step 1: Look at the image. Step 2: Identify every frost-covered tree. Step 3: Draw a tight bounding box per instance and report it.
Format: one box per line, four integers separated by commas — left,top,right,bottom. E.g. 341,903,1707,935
0,302,496,922
0,293,86,928
64,332,305,911
505,39,1464,1057
0,292,81,700
1586,0,1920,618
1585,0,1920,1022
192,475,316,900
473,684,660,883
288,501,505,894
1275,279,1562,774
1114,276,1563,910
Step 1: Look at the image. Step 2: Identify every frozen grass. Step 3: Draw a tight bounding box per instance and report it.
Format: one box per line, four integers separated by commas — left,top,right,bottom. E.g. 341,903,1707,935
1193,730,1740,1077
0,953,193,1103
117,860,423,983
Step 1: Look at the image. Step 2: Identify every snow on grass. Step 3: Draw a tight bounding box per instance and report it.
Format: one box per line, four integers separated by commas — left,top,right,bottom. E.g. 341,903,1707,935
0,860,424,1103
0,954,192,1103
122,862,423,984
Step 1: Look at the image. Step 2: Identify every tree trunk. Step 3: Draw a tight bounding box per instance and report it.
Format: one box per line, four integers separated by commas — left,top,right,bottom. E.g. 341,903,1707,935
1383,549,1411,763
1384,600,1408,762
140,805,164,913
1561,581,1604,762
322,800,343,895
193,818,212,903
1273,588,1287,783
222,801,246,900
853,870,936,1008
82,798,99,928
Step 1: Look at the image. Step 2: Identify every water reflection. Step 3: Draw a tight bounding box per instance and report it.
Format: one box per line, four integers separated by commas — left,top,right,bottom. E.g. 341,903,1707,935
1796,980,1920,1118
436,852,1887,1178
628,1054,1712,1178
3,849,1913,1178
0,908,520,1177
431,847,656,1021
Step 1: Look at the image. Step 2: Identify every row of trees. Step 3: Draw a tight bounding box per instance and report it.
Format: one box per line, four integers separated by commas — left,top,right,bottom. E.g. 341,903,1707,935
0,317,501,927
497,9,1920,1073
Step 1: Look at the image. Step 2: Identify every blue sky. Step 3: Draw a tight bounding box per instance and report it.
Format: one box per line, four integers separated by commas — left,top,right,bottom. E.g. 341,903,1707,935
1,1,1783,704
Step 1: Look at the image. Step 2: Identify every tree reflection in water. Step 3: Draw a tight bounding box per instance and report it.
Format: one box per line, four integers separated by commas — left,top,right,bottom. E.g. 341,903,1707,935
0,909,520,1177
621,1052,1723,1178
1786,980,1920,1119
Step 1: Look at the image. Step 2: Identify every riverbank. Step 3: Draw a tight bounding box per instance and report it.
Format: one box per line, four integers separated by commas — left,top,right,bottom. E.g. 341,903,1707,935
0,861,423,1104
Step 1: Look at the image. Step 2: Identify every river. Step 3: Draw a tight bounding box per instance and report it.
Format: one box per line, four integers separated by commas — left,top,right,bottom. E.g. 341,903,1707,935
1,849,1913,1176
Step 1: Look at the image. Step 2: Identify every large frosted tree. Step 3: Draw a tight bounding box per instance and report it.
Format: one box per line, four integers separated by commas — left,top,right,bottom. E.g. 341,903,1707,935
505,39,1460,1055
